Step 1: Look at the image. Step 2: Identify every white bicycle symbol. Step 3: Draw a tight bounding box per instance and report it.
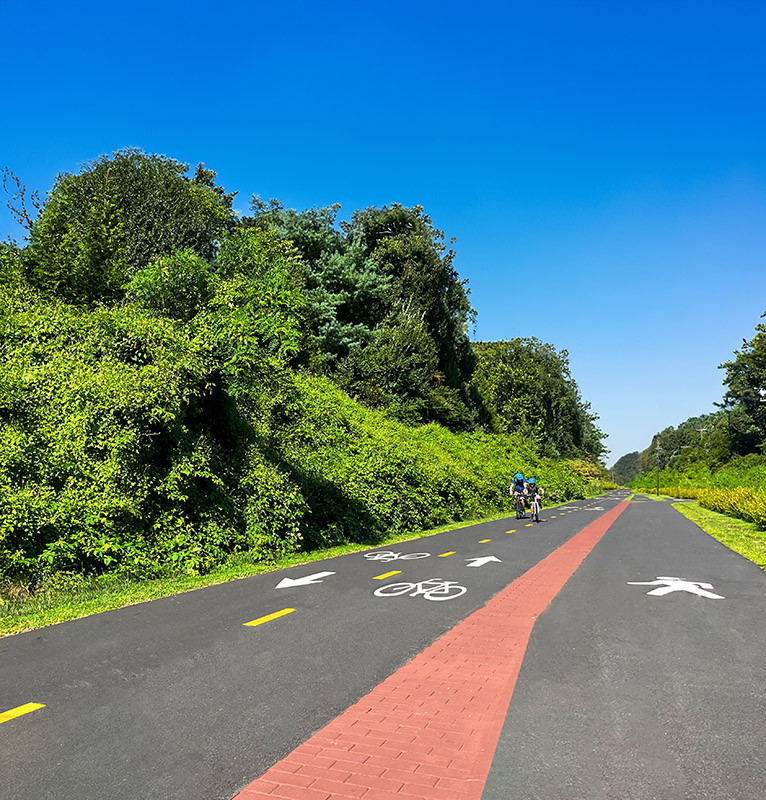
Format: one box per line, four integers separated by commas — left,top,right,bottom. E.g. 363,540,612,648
374,577,467,601
364,551,431,563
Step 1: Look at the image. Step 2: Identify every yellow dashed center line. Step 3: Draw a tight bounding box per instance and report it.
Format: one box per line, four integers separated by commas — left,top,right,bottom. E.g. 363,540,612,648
244,608,295,627
0,703,45,725
438,551,456,557
479,539,491,543
374,570,402,580
525,523,534,527
506,529,516,534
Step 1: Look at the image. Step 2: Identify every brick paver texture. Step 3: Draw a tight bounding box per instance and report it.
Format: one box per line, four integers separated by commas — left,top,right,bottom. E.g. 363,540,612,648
233,501,629,800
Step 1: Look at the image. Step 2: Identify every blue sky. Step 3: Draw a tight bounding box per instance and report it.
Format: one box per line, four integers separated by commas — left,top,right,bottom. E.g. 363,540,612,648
2,0,765,465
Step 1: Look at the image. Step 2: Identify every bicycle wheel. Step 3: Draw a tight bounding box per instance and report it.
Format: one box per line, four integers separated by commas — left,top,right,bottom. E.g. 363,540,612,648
423,583,467,601
364,551,397,561
374,582,416,597
399,552,430,560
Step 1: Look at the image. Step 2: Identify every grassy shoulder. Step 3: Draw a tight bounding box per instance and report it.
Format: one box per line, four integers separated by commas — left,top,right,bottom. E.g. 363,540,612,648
1,501,573,637
673,502,766,570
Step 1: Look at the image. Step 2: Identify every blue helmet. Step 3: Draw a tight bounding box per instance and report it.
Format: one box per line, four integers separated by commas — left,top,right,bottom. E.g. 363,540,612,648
528,477,536,484
515,472,524,480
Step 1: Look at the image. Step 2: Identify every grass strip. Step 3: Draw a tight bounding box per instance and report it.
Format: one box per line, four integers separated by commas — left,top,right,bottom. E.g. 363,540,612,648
1,501,577,637
673,502,766,571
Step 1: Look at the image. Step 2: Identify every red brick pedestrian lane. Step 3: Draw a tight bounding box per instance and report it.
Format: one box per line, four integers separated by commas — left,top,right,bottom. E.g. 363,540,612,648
234,501,630,800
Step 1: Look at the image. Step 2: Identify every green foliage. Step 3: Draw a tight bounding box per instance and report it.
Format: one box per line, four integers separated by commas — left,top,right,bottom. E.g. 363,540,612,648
125,249,213,321
244,201,389,368
200,226,308,398
698,487,766,529
246,200,483,429
1,148,603,597
626,314,766,494
0,282,586,588
471,339,606,460
612,451,640,485
246,372,586,549
719,320,766,454
1,240,24,286
348,204,478,424
24,149,235,304
674,502,766,570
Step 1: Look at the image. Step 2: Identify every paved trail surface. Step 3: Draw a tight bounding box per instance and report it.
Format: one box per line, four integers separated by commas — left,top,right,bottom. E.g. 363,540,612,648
2,491,764,799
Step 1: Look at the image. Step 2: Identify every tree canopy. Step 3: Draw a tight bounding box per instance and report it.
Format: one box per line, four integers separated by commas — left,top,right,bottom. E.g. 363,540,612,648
23,149,235,304
471,338,606,460
0,148,607,589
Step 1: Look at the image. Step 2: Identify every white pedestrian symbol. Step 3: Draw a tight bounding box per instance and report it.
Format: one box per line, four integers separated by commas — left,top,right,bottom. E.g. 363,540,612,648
627,576,724,599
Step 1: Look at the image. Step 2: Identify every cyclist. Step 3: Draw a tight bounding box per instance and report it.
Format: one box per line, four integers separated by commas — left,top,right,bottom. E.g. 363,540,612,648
511,472,527,519
527,477,544,523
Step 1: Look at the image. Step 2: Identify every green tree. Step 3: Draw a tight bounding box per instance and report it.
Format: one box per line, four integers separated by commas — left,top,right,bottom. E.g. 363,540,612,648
24,149,235,304
0,240,24,286
347,204,477,395
243,200,390,367
471,339,606,460
125,249,213,322
719,318,766,455
245,200,483,429
612,451,640,484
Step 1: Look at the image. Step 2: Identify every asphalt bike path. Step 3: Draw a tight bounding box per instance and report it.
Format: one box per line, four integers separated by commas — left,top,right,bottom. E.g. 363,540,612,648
482,495,766,799
1,492,624,800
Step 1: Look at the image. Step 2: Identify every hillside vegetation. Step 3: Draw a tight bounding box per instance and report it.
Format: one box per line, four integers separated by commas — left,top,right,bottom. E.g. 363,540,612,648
619,314,766,531
1,150,606,597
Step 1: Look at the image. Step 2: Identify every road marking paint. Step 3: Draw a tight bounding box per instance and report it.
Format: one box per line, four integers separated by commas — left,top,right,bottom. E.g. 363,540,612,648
465,556,501,567
0,703,45,725
233,499,630,800
479,538,491,543
506,529,516,533
550,515,557,518
628,576,724,599
525,523,534,527
275,571,335,589
244,608,295,627
374,570,402,580
438,551,456,557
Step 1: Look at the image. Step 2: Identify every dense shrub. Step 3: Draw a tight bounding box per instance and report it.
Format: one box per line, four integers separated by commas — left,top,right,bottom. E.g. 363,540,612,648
698,487,766,529
1,149,602,593
0,288,587,587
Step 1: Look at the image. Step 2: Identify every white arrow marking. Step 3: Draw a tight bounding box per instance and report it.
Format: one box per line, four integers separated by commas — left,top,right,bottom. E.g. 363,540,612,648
275,571,336,589
465,556,502,568
628,576,724,599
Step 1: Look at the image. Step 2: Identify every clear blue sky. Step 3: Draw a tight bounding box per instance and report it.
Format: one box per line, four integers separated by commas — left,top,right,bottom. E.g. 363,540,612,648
2,0,765,466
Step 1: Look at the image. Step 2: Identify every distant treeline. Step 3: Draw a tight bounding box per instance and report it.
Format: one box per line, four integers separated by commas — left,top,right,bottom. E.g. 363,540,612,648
613,314,766,501
0,149,605,587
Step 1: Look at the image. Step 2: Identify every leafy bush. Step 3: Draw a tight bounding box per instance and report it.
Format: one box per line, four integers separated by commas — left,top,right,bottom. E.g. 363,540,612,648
124,249,213,321
0,293,587,587
1,149,602,595
24,150,234,304
698,487,766,529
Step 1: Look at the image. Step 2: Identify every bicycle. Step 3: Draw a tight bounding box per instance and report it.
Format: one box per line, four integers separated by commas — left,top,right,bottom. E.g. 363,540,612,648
530,494,541,523
373,577,467,601
363,551,430,563
514,492,526,520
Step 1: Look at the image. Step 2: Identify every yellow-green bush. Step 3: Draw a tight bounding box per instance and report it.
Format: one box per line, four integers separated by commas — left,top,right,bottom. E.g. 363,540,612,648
651,487,704,499
698,487,766,529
